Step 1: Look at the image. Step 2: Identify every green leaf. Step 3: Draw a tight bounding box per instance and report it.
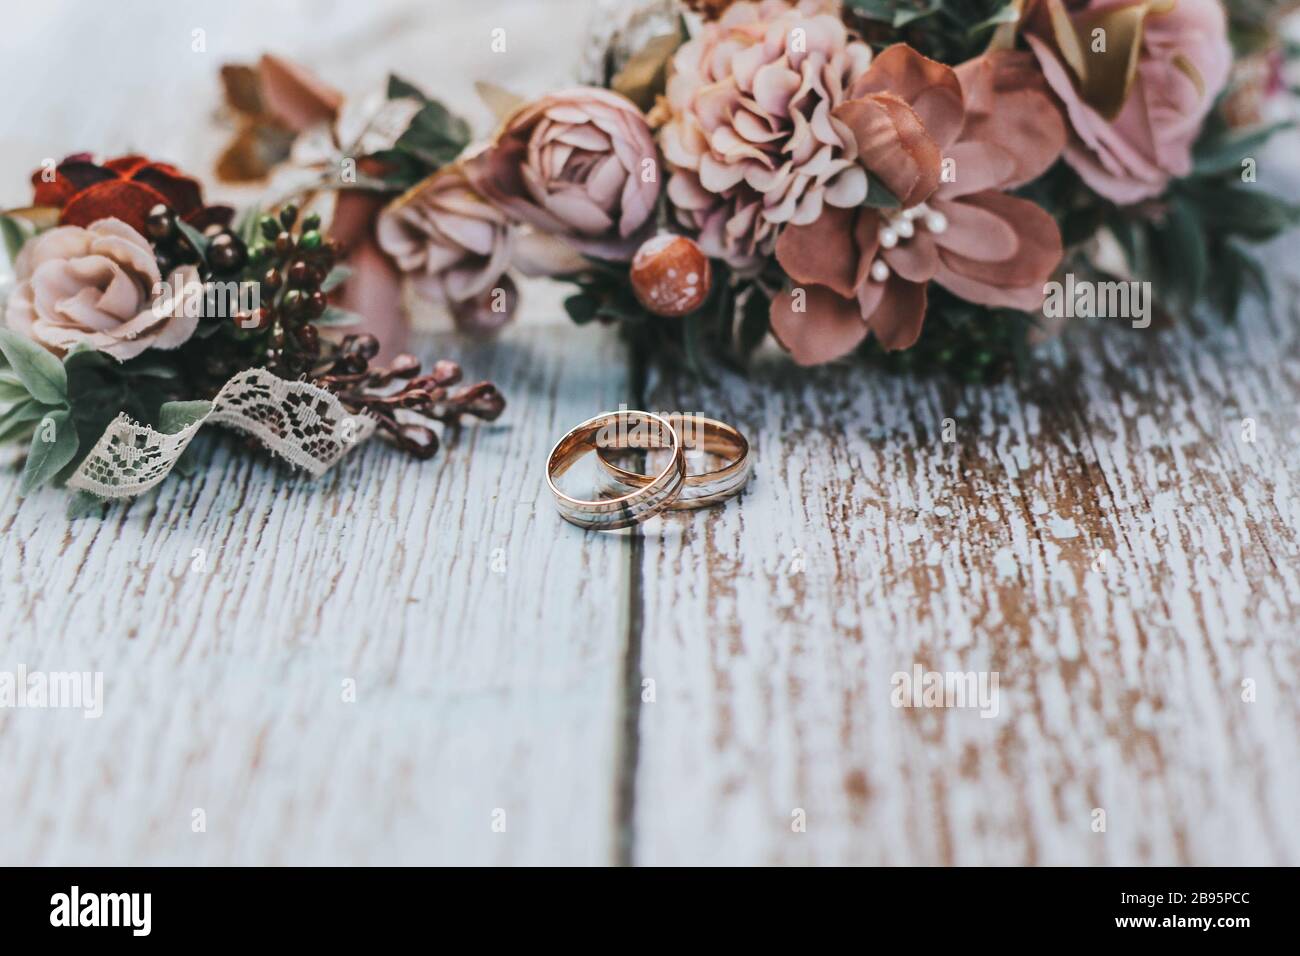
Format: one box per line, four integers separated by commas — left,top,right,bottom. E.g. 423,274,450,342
320,265,352,294
967,3,1021,36
1192,121,1294,176
0,372,31,404
174,218,211,266
1164,198,1208,305
316,306,364,328
0,328,68,405
158,400,212,434
387,73,427,101
122,358,181,380
862,171,902,209
235,204,263,248
1185,184,1300,242
66,490,107,520
1,214,34,264
0,399,51,444
20,408,78,495
737,286,770,355
564,294,599,325
394,99,472,170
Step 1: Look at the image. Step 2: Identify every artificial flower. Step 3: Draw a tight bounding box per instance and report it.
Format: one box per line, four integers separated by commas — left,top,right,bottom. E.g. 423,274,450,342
769,46,1066,364
377,166,518,331
32,155,232,235
5,218,200,361
464,87,660,261
1020,0,1232,204
660,0,873,267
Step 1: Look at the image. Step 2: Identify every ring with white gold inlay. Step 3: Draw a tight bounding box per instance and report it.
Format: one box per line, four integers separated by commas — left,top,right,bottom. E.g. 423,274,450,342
546,410,685,530
595,414,751,510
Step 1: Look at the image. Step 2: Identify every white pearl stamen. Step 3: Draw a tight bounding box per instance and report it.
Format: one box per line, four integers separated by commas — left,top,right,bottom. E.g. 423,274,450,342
870,260,890,282
879,227,899,249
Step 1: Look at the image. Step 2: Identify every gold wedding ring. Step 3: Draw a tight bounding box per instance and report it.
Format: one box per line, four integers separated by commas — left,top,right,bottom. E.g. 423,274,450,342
546,410,685,530
595,414,751,510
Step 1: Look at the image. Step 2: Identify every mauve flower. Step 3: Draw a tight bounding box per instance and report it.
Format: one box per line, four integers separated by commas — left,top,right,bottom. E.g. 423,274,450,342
1022,0,1232,204
5,219,200,361
464,88,659,261
661,0,874,267
378,167,517,314
770,47,1067,364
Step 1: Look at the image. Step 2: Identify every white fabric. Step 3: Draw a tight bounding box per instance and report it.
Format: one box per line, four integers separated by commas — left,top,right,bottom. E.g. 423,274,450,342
67,368,376,499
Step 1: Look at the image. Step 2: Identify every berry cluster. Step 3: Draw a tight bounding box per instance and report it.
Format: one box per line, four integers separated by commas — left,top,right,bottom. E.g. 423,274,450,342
313,335,506,459
239,203,339,378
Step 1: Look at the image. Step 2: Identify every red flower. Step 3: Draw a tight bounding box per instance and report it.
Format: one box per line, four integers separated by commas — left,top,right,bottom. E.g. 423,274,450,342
31,154,232,234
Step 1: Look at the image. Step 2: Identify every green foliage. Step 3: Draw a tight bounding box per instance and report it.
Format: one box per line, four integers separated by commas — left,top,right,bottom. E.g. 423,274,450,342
0,213,35,265
859,284,1034,384
20,409,78,495
0,327,67,405
320,265,353,293
369,74,473,191
0,333,192,495
843,0,1017,61
158,400,212,434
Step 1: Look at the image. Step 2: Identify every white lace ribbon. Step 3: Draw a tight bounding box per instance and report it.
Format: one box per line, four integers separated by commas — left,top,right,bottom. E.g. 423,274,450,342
67,368,376,499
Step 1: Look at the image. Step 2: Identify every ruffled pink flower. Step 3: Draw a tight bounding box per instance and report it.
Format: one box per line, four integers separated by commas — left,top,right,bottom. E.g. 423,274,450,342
1022,0,1232,204
770,47,1067,364
5,218,199,361
464,88,659,261
661,0,874,268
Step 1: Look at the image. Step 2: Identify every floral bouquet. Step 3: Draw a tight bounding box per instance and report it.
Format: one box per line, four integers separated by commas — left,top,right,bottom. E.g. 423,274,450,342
256,0,1295,382
0,151,504,513
3,0,1298,512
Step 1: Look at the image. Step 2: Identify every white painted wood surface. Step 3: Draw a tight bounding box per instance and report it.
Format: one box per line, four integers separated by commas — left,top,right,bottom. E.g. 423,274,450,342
1,331,635,865
2,0,1299,866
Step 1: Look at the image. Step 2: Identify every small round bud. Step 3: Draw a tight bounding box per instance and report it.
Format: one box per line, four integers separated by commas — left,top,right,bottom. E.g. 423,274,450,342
629,234,712,318
144,204,175,241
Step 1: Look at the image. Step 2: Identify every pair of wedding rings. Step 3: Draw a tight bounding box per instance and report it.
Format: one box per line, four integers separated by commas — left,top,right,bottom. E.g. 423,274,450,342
546,410,752,531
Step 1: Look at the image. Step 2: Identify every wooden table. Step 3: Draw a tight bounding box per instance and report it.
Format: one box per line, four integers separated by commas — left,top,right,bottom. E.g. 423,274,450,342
2,0,1298,868
3,262,1298,865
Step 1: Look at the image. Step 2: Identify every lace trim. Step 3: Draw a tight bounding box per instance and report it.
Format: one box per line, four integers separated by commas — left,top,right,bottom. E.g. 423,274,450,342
67,368,376,499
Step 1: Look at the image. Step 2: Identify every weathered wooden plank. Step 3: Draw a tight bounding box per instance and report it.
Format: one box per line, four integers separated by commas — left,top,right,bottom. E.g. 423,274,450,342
631,280,1300,865
0,327,632,865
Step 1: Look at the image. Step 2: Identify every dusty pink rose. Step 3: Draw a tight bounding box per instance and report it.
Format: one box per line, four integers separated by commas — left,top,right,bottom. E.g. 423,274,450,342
464,88,659,261
5,218,199,361
1023,0,1232,204
661,0,874,268
769,47,1067,364
377,166,517,322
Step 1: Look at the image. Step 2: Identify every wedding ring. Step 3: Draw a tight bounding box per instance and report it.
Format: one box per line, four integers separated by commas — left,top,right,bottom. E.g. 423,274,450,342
546,410,685,530
596,414,751,510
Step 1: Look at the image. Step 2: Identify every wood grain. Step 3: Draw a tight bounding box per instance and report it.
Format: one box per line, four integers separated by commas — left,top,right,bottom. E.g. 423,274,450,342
630,284,1300,865
0,330,634,865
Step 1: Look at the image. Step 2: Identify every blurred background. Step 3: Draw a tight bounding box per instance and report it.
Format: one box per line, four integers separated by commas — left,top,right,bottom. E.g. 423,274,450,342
0,0,605,326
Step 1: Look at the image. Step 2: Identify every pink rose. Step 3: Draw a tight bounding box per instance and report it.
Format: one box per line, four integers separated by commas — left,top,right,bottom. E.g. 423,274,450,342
377,166,516,316
1023,0,1232,204
5,218,199,361
464,88,659,260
